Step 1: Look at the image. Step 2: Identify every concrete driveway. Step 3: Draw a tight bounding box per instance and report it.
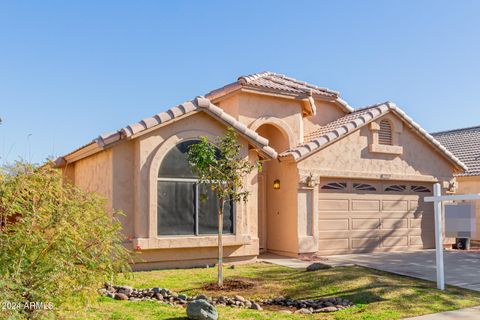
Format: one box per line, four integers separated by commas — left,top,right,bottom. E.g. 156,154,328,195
324,250,480,291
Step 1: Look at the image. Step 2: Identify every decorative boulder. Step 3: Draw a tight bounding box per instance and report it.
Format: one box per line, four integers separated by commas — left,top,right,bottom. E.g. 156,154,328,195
114,293,129,300
186,299,218,320
306,262,332,271
116,285,134,295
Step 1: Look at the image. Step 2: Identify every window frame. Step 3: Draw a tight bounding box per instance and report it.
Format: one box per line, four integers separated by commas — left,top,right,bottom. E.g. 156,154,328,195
156,139,236,237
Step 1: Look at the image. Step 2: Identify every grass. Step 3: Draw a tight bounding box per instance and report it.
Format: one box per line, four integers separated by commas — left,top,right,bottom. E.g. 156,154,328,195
61,262,480,319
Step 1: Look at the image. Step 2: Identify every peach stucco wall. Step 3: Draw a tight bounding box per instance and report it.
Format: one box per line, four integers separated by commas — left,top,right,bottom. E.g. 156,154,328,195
302,100,347,132
218,92,304,147
72,149,113,212
456,176,480,240
298,113,455,183
108,111,260,269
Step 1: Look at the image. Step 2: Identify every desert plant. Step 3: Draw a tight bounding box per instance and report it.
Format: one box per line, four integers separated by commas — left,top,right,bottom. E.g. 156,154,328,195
187,127,260,287
0,161,130,319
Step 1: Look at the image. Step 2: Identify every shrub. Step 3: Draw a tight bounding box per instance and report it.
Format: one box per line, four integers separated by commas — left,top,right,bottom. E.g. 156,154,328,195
0,162,130,319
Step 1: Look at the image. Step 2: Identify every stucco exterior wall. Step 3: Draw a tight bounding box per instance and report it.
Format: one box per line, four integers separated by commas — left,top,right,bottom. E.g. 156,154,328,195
303,100,347,133
111,140,135,239
218,92,303,147
298,114,455,183
456,176,480,240
72,149,113,212
131,111,260,269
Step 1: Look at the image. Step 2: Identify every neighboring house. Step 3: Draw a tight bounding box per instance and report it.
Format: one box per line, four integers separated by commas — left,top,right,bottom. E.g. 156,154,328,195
432,126,480,241
56,72,466,270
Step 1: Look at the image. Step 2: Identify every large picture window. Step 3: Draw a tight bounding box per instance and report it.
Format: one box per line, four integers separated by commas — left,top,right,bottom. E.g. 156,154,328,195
157,140,234,236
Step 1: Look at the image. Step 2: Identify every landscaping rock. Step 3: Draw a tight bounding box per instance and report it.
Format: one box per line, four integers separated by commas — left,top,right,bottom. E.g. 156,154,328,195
103,283,354,314
315,306,338,312
306,262,332,271
295,308,312,314
186,299,218,320
114,293,129,300
250,303,262,310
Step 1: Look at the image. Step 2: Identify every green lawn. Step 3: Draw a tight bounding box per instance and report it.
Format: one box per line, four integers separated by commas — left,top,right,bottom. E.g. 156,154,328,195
61,263,480,320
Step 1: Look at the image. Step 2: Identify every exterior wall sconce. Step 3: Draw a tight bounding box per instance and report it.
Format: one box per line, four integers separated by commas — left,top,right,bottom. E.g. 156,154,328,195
306,173,315,188
273,179,281,190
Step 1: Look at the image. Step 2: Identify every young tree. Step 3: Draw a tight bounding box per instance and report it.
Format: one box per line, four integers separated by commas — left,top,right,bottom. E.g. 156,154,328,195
0,161,131,319
187,127,260,287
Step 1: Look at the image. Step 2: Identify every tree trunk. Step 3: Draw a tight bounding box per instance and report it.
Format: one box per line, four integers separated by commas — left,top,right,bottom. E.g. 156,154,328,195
218,199,224,287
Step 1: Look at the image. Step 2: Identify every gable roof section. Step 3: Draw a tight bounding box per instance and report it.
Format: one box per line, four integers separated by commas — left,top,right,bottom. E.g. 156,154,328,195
205,72,353,113
279,102,467,172
55,97,277,166
432,125,480,176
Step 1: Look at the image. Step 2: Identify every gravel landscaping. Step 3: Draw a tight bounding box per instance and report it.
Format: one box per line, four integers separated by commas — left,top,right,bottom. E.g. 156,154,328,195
100,283,354,314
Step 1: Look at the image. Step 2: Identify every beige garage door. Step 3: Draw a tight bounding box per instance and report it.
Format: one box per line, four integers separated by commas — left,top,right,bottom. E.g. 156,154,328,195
318,180,435,255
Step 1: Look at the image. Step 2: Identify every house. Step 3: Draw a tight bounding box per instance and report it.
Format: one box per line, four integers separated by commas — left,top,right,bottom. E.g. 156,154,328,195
56,72,466,270
432,126,480,241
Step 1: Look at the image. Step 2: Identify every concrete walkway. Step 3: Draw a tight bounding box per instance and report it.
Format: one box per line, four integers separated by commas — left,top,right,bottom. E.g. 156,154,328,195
257,253,312,269
325,250,480,292
403,306,480,319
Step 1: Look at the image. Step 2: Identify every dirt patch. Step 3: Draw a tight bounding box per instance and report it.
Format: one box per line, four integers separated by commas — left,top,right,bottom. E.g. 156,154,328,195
202,278,257,291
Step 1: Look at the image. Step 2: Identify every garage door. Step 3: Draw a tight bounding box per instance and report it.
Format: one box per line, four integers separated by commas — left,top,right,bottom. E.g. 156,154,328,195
318,180,435,255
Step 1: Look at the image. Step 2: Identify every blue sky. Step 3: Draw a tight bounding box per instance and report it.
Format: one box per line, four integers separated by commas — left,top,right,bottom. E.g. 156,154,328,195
0,1,479,164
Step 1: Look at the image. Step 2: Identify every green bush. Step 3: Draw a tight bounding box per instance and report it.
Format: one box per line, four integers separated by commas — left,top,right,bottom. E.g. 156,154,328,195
0,162,131,319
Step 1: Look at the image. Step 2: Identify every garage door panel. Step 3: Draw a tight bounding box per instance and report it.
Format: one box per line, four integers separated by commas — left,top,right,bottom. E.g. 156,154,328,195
351,200,380,211
410,235,434,247
319,219,349,231
381,212,411,219
382,236,408,247
352,218,380,230
410,218,435,230
352,237,380,249
318,181,434,255
350,230,381,238
318,238,349,250
382,218,408,229
319,199,349,211
382,200,409,211
318,230,352,239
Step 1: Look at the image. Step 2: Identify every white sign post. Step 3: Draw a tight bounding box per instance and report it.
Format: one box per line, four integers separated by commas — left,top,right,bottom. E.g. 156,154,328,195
424,183,480,290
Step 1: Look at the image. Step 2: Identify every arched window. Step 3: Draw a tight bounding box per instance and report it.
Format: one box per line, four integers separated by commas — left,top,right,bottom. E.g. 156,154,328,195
353,183,376,191
321,182,347,191
157,140,234,236
384,184,407,192
378,120,393,145
411,185,431,193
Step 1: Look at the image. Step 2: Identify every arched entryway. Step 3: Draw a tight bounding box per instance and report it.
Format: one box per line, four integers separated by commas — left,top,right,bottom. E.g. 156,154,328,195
255,123,291,252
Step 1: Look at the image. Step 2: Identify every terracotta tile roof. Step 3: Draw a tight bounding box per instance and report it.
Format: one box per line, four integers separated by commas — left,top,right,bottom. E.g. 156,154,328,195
56,97,277,166
432,125,480,176
280,102,467,171
206,71,353,112
238,72,338,97
304,103,388,141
